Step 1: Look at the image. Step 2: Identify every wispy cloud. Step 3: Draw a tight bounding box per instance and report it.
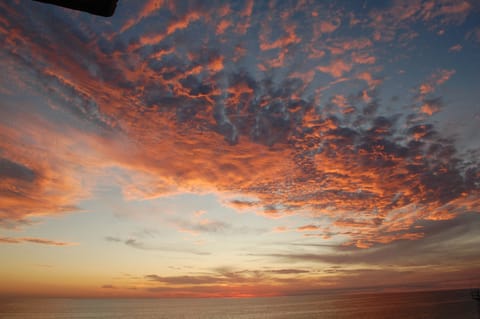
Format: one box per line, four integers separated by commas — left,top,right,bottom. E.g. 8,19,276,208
101,284,117,289
105,236,210,255
173,218,229,235
268,213,480,266
0,236,76,246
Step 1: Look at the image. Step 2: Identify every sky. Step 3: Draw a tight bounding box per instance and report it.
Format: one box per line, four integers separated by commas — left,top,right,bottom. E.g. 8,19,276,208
0,0,479,298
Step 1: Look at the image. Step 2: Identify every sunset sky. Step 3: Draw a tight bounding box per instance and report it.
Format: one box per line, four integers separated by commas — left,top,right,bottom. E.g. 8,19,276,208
1,0,479,298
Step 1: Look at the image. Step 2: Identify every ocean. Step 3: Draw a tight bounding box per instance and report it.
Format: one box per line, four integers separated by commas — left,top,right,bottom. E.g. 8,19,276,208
0,290,478,318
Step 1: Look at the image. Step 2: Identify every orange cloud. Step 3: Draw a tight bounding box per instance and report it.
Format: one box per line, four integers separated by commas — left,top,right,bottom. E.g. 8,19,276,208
89,258,480,298
208,55,224,73
357,72,380,87
216,19,231,35
0,117,100,226
0,237,76,246
435,69,455,85
420,101,440,115
120,0,164,33
419,83,434,95
194,210,207,217
418,69,455,96
438,1,471,15
352,52,376,65
273,226,288,232
297,225,319,232
130,10,202,50
1,0,478,251
318,20,340,33
317,60,352,78
260,24,301,51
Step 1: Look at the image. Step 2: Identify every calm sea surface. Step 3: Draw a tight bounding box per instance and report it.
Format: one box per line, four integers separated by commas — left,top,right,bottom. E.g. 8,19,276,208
0,290,478,319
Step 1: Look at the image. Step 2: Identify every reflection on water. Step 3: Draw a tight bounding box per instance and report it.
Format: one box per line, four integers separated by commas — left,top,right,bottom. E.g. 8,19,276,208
0,290,478,319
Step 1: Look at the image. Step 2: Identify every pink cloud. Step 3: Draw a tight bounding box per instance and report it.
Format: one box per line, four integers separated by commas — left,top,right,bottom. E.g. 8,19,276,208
418,69,455,96
448,44,463,52
438,1,471,15
318,20,340,33
317,59,352,78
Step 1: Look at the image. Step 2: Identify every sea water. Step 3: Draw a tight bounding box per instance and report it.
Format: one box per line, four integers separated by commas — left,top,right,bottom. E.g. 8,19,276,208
0,290,478,319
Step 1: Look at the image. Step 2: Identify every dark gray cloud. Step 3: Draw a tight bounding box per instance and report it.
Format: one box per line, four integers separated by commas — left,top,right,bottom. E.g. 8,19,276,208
265,268,310,274
101,284,116,289
267,213,480,266
144,267,310,287
0,158,36,182
0,218,36,230
145,274,224,285
171,218,230,234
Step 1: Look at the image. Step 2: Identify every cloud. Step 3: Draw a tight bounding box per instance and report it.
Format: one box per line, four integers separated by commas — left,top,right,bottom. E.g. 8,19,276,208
119,0,164,33
0,236,76,246
273,226,288,232
174,218,229,235
297,225,320,232
268,213,480,266
145,274,225,285
140,267,315,297
194,210,206,217
101,284,117,289
317,59,352,78
105,236,210,255
0,158,36,182
434,69,456,85
265,269,310,274
134,252,479,297
318,20,340,33
105,236,123,243
0,112,103,226
418,69,455,96
0,0,478,299
145,268,310,287
0,0,478,250
0,218,35,230
448,44,463,52
420,97,443,115
438,1,471,15
368,0,474,43
259,24,301,51
467,27,480,42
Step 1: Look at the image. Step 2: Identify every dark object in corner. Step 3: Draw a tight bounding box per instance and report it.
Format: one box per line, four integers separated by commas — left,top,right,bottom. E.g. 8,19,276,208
33,0,118,17
472,289,480,302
